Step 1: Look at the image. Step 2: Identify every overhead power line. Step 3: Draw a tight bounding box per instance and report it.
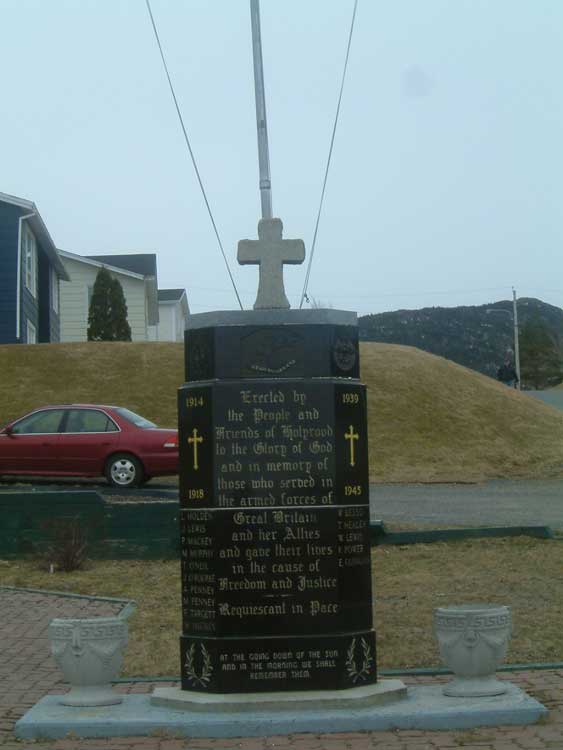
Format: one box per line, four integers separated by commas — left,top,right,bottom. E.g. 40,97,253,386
299,0,359,309
145,0,243,310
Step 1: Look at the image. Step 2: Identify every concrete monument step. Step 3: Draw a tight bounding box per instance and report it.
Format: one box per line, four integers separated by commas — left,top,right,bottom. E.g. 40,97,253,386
16,681,547,739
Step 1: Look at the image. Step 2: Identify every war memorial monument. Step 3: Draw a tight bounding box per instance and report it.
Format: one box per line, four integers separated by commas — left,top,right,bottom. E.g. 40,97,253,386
15,0,548,739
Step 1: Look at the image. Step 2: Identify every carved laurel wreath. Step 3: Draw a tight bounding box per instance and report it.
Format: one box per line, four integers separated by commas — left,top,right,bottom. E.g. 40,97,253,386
250,359,296,374
346,637,373,683
184,643,213,687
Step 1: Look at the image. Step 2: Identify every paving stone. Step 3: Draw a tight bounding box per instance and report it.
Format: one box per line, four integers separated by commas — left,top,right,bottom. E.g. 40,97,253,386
1,588,561,750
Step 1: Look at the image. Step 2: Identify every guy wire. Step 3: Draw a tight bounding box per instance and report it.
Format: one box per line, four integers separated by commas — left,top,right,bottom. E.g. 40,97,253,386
145,0,243,310
299,0,359,309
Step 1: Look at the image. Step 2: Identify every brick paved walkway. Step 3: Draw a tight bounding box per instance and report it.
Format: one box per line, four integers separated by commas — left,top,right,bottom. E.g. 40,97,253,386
0,588,561,750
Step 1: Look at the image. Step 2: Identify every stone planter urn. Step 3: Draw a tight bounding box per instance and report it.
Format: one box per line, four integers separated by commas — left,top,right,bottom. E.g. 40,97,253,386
434,604,512,697
49,616,129,706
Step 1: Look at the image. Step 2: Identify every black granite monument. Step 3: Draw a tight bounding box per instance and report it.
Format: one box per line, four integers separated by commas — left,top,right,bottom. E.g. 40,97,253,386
177,307,377,693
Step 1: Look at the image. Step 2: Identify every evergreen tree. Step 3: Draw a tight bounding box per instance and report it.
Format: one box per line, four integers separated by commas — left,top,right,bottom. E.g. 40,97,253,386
87,267,131,342
87,267,114,341
519,316,563,389
109,277,132,341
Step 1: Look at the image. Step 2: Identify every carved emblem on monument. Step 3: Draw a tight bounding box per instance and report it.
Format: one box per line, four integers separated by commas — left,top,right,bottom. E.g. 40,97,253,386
344,425,360,467
346,637,373,683
333,337,357,372
184,642,213,688
187,428,204,471
241,328,303,376
190,342,210,380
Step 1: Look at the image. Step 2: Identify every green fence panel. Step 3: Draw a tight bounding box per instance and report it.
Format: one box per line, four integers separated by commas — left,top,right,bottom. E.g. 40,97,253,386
371,524,555,545
0,491,106,555
0,491,182,559
98,502,180,559
1,491,556,560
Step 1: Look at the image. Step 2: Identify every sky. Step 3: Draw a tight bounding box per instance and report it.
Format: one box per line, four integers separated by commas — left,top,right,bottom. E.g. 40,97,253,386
1,0,563,316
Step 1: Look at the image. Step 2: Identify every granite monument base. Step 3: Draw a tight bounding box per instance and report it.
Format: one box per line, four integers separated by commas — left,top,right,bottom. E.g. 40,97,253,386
151,678,406,711
15,682,547,739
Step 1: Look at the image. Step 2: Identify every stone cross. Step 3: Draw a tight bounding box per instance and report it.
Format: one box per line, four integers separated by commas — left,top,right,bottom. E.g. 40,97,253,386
238,218,305,310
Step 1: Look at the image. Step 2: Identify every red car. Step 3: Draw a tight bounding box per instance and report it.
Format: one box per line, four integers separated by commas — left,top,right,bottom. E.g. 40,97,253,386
0,405,178,488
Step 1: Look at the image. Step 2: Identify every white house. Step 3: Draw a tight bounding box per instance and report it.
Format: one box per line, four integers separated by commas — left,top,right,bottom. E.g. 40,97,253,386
58,251,159,342
149,289,190,342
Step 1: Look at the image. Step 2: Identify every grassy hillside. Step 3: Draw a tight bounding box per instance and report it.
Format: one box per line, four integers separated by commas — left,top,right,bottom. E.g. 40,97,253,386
361,344,563,481
1,341,562,483
0,342,183,429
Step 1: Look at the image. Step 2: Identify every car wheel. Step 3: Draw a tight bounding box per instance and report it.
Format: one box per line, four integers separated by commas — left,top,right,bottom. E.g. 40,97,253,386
105,454,144,488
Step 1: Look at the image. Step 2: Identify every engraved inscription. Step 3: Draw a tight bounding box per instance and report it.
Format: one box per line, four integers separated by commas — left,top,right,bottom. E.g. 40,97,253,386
182,504,371,638
213,384,338,509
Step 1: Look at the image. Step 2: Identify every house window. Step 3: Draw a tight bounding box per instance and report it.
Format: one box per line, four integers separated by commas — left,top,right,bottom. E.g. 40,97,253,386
26,320,37,344
23,225,37,297
51,269,59,314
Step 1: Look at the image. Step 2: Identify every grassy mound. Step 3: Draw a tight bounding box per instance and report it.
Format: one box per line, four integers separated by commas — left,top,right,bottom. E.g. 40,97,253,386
361,343,563,481
1,341,562,483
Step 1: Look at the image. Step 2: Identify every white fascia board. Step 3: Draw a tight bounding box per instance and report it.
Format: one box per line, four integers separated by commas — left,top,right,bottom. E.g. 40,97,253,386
1,192,69,281
58,250,145,280
0,191,35,211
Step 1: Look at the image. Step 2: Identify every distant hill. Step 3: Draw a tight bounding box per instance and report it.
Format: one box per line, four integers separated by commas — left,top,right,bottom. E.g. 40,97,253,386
1,341,563,483
359,298,563,380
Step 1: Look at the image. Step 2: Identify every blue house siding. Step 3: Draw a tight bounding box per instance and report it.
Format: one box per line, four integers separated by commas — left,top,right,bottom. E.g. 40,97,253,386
1,193,66,344
47,301,60,342
21,287,39,343
0,202,22,344
37,251,60,343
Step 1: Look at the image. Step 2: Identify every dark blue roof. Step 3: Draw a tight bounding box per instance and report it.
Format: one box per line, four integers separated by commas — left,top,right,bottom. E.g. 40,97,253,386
86,253,157,277
158,289,185,302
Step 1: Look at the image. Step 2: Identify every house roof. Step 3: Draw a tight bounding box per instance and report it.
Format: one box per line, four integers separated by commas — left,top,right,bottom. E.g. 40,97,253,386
87,254,157,278
0,191,70,280
58,250,146,280
59,250,159,327
158,289,186,302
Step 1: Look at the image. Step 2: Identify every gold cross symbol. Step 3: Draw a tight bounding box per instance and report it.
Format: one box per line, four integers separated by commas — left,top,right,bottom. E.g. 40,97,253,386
344,425,359,467
188,428,204,470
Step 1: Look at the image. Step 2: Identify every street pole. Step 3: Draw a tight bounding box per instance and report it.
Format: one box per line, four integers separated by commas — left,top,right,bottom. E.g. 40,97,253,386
513,287,521,390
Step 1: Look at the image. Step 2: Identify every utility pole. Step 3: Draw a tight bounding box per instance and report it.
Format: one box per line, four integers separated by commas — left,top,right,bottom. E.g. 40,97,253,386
513,287,521,390
486,290,521,389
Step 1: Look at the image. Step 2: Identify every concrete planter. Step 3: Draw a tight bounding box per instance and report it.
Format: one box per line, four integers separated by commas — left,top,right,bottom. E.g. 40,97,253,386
49,616,129,706
434,605,511,697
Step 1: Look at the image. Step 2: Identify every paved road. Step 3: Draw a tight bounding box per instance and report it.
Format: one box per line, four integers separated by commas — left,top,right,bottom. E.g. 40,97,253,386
370,479,563,529
2,477,563,529
527,389,563,411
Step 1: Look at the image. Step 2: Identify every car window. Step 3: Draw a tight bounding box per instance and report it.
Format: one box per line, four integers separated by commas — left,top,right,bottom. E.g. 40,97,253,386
12,409,65,435
65,409,119,433
114,407,156,429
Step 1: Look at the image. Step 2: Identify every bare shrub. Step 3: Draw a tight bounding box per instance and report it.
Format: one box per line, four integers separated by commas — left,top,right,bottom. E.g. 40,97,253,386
38,516,91,572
